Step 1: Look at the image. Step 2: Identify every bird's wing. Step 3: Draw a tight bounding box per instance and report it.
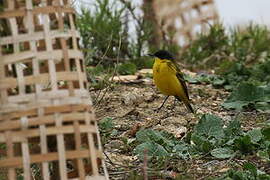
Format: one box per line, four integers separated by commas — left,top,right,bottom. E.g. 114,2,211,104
167,61,190,100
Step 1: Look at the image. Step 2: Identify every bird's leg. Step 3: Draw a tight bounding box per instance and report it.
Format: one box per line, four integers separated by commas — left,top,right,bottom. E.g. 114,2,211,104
170,98,178,110
155,96,169,112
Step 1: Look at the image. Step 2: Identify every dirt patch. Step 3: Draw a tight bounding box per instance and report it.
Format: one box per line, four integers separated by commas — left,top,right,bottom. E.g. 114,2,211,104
91,75,268,179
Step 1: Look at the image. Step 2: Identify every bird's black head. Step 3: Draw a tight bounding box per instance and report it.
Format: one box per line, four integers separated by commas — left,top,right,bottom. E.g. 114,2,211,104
149,50,174,60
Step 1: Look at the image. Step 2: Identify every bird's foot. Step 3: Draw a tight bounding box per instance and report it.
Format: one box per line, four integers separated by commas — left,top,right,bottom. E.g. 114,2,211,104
154,107,162,113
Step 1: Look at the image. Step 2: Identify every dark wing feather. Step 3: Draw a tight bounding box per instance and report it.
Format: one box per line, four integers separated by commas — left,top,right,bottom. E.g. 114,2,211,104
167,61,190,100
176,72,190,100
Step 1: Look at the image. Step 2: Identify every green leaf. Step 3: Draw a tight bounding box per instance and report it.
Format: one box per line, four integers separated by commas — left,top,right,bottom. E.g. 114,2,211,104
227,169,247,179
223,83,270,111
257,150,270,161
243,162,257,177
234,135,254,153
212,77,226,86
247,128,263,143
134,142,168,159
211,148,235,159
224,119,242,138
194,114,224,139
224,85,233,90
136,129,157,143
262,127,270,140
136,129,164,143
222,101,250,111
172,143,191,159
184,74,199,84
226,82,262,101
191,134,214,153
255,102,270,112
99,117,114,131
117,62,137,75
111,129,118,136
135,129,174,149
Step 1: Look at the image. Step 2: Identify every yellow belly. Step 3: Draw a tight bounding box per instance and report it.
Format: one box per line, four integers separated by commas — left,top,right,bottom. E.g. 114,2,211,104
153,60,184,97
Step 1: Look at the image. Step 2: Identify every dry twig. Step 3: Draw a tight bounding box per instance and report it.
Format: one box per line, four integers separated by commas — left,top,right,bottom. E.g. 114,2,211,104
143,149,148,180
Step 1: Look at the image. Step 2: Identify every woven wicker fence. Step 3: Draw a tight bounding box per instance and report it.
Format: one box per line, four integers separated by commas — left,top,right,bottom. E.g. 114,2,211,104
153,0,219,46
0,0,108,179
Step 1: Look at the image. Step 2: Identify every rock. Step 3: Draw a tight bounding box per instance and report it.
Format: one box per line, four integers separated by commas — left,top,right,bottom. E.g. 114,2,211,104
142,78,153,85
122,92,142,105
175,126,188,138
138,69,153,75
143,91,156,102
110,75,143,84
218,167,230,173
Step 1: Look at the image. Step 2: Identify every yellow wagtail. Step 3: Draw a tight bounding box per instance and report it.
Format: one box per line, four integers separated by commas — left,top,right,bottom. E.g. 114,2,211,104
149,50,194,113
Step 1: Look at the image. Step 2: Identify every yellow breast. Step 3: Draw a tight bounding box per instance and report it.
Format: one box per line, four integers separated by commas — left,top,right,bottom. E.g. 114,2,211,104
153,58,184,97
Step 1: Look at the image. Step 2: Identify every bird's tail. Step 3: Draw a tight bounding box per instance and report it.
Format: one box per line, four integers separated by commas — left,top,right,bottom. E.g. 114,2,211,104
175,96,195,114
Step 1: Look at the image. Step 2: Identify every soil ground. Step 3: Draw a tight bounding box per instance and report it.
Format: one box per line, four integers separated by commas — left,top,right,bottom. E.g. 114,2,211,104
92,71,269,179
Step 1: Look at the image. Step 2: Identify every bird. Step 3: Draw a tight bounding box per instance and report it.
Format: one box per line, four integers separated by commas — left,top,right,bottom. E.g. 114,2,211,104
149,50,194,113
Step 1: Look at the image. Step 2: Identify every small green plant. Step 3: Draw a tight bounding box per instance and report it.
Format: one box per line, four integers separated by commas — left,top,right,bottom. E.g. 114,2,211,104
117,62,137,75
131,56,155,70
133,114,270,167
222,82,270,111
182,23,270,93
77,0,158,69
77,0,166,92
86,65,112,90
98,117,118,144
99,117,114,131
183,23,270,69
77,0,128,66
216,59,270,89
181,23,229,69
229,24,270,64
213,162,270,180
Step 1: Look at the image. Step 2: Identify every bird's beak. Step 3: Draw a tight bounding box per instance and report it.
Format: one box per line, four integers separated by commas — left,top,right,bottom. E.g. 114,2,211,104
148,53,154,57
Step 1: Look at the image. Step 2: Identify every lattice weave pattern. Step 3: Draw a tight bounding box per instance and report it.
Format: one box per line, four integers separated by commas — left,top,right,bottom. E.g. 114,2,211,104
153,0,219,45
0,0,107,179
